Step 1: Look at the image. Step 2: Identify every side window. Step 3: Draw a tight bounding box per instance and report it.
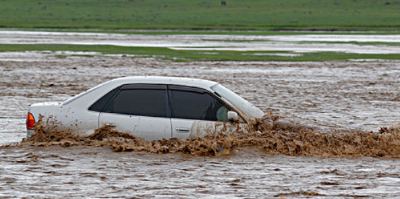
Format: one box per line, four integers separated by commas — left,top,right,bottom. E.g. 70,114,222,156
169,88,229,121
103,85,168,118
88,86,120,112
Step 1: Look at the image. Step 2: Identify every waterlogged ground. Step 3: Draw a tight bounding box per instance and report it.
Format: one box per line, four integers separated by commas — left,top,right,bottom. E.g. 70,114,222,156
1,30,400,54
1,49,400,197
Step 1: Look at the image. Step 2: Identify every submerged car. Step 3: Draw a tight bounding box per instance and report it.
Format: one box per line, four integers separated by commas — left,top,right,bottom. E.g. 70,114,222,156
26,76,264,140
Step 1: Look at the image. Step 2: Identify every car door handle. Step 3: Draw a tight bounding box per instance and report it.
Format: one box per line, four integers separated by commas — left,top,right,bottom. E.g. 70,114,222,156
176,127,190,133
105,123,116,128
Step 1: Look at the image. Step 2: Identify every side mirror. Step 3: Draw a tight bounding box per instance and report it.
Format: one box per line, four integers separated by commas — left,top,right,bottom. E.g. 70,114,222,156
227,111,238,122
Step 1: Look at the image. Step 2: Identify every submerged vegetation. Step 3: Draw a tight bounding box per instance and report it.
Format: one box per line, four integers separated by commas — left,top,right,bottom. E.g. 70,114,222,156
1,44,400,62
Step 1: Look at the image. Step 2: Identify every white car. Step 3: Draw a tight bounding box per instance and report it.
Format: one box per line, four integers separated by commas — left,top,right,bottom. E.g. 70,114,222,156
26,76,264,140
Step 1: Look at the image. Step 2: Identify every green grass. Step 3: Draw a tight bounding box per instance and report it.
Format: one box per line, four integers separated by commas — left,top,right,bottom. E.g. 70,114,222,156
298,41,400,46
14,29,400,36
1,44,399,62
203,40,400,46
1,0,400,30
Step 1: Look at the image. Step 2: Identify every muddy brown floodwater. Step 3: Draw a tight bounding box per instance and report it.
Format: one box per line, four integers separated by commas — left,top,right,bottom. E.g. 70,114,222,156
1,51,400,198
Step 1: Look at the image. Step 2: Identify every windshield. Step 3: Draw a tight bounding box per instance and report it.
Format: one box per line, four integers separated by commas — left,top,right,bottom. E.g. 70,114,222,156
211,84,264,118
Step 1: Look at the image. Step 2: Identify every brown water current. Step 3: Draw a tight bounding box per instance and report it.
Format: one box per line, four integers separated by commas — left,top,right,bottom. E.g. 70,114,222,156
2,51,400,198
14,113,400,158
3,114,400,198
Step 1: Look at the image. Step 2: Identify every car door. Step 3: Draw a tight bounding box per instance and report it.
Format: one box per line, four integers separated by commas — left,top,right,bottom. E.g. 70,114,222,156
168,85,235,139
98,84,171,141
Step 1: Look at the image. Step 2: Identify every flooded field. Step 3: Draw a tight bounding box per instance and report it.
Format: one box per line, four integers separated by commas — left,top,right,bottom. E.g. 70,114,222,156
1,30,400,54
2,31,400,197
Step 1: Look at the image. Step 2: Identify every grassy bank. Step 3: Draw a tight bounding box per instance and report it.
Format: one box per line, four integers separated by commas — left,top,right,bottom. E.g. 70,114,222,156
1,44,399,62
1,0,400,30
10,29,400,36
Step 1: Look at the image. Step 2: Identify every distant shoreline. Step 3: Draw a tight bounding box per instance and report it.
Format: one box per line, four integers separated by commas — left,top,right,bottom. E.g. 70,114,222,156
0,30,399,61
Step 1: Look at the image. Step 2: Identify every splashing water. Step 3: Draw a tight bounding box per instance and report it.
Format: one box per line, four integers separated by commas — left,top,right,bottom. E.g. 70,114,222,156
13,113,400,158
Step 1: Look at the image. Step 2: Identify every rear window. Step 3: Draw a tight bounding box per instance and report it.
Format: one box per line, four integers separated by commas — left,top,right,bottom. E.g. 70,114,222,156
88,87,120,112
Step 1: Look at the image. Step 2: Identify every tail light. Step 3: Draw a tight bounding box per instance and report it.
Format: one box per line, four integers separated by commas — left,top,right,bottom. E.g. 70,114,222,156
26,112,35,130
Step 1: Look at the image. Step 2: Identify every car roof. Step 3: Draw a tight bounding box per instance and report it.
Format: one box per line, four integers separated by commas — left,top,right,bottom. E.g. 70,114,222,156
109,76,219,90
62,76,220,106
